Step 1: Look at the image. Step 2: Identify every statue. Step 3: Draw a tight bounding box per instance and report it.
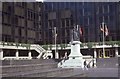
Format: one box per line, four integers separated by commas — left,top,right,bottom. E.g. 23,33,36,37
71,25,80,42
58,24,84,68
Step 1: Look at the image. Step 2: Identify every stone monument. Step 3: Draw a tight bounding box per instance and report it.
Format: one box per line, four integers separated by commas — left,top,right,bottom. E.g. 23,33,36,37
58,25,84,68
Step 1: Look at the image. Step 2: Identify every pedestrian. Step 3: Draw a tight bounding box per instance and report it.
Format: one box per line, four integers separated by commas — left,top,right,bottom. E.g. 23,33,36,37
63,52,68,62
84,60,88,70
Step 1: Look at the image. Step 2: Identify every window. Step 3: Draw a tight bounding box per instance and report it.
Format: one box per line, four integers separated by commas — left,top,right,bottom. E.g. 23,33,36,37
119,4,120,12
109,5,114,14
31,12,33,20
103,5,108,13
8,6,11,13
48,20,52,27
110,15,113,22
70,19,73,26
79,9,83,16
45,13,48,19
89,17,92,24
3,14,11,24
99,6,103,14
39,15,41,21
19,28,22,36
61,19,65,27
104,16,108,23
99,16,103,23
84,17,88,25
84,8,88,15
34,13,36,20
66,19,69,26
14,17,18,25
53,20,56,27
27,10,30,19
27,10,34,20
15,2,22,6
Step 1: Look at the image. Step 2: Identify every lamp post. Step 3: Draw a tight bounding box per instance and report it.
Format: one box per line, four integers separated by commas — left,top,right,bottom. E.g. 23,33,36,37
54,27,58,59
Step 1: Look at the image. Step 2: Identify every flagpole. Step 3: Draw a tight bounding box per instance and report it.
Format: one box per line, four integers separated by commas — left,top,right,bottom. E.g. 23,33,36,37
54,27,58,59
102,22,105,58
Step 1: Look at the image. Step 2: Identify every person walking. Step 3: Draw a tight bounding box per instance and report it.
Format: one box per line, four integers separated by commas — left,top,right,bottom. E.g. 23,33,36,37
63,52,68,62
84,60,88,70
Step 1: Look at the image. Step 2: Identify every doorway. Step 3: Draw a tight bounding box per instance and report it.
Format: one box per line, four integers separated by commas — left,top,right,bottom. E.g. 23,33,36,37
98,49,115,58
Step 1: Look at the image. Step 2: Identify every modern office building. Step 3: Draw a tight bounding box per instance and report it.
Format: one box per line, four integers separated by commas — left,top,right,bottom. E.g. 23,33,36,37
41,2,120,59
42,2,120,44
1,2,43,44
0,2,119,59
0,2,45,59
1,2,119,45
118,2,120,37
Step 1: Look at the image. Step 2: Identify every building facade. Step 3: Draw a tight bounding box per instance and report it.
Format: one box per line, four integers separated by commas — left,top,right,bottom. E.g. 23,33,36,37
1,2,43,44
42,2,120,44
1,2,119,45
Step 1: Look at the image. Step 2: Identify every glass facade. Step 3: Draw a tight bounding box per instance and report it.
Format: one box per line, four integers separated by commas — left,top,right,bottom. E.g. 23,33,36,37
42,2,120,44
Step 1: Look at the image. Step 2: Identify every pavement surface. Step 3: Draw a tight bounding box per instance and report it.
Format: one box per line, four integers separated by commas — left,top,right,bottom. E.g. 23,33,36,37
73,68,118,77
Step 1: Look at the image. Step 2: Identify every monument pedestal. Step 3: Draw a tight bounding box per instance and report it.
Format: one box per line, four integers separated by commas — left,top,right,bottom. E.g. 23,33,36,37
58,41,84,68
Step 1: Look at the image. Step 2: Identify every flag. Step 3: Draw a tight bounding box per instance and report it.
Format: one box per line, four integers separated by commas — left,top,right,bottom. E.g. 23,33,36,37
100,25,108,36
52,27,57,37
79,27,83,35
55,33,57,37
105,25,108,36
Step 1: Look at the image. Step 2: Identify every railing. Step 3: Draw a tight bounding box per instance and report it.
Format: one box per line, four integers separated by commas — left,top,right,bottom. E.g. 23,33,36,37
31,44,47,59
42,41,120,50
0,41,31,49
3,57,30,60
86,59,94,68
0,41,47,59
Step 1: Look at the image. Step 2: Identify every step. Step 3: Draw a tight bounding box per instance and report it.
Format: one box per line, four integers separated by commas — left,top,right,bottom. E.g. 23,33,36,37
21,68,74,77
1,59,56,66
3,68,73,77
53,68,87,77
2,63,57,74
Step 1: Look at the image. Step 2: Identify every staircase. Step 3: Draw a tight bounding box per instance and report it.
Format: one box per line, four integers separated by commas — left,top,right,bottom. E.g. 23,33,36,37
0,42,48,59
31,44,47,59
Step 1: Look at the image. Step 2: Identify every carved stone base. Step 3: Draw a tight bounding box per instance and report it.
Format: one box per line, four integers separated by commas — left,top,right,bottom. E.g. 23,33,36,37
58,41,84,68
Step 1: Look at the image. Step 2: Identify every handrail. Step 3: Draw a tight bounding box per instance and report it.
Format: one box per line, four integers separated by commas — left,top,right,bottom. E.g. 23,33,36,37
31,45,47,59
0,41,48,59
87,59,94,68
42,41,120,50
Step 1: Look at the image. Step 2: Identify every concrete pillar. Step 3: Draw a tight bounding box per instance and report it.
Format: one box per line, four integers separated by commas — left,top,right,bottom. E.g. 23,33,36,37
16,50,19,60
94,49,97,68
94,49,97,58
55,52,59,59
28,51,32,59
115,47,118,57
0,49,3,60
51,53,53,59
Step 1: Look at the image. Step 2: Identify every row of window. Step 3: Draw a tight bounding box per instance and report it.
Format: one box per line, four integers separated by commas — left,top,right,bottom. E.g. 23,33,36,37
2,32,41,43
2,13,41,29
47,15,114,28
44,32,119,43
27,10,40,20
14,2,41,11
45,3,116,14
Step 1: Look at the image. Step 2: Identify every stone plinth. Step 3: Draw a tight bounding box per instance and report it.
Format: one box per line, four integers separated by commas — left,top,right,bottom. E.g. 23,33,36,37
58,41,84,68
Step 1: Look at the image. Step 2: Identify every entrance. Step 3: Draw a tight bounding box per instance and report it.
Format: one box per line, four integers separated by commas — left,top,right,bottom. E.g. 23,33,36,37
98,49,115,58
